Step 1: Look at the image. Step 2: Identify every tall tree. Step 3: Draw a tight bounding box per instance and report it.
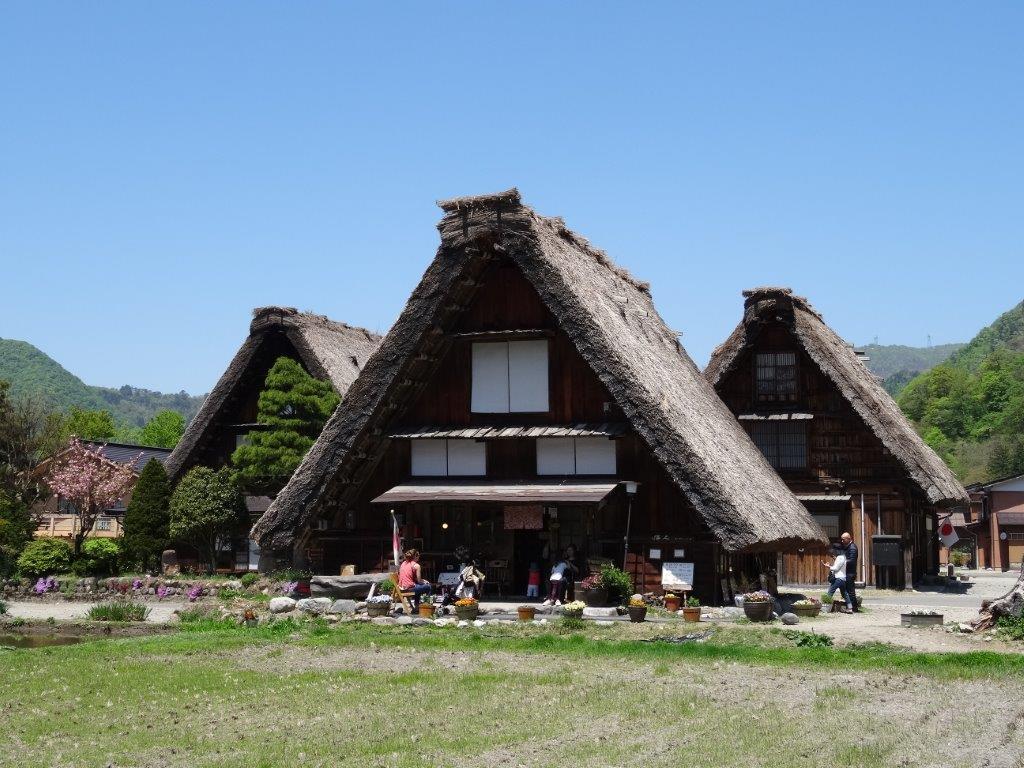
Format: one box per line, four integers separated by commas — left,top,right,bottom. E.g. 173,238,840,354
231,357,338,494
137,410,186,448
62,406,117,441
169,467,244,571
45,438,138,555
122,458,171,570
0,379,64,507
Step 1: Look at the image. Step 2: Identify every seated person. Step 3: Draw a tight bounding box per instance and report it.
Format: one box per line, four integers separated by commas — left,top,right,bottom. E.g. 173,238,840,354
398,548,431,609
456,560,485,600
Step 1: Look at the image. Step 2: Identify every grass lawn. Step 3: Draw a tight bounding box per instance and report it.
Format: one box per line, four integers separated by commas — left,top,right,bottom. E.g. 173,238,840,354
2,619,1023,768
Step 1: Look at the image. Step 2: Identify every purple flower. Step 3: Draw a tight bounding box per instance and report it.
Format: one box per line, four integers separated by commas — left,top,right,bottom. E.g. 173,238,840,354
132,578,142,591
283,581,299,596
156,585,168,599
34,578,47,594
187,584,203,602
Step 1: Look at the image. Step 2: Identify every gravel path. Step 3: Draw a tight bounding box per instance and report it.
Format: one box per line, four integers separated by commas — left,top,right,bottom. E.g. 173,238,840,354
4,600,187,623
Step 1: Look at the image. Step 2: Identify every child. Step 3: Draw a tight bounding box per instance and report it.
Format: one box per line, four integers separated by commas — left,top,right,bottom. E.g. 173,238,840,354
526,562,541,599
543,559,570,606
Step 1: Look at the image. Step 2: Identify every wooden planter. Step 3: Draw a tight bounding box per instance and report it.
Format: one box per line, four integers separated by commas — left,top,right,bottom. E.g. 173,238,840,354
418,604,436,618
663,597,681,612
792,604,822,618
901,613,943,628
583,588,608,607
627,606,647,623
743,600,773,622
682,606,701,622
366,602,391,618
517,607,537,622
455,605,479,621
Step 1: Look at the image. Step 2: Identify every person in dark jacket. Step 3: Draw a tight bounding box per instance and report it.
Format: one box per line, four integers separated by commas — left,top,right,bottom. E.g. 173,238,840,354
841,532,859,612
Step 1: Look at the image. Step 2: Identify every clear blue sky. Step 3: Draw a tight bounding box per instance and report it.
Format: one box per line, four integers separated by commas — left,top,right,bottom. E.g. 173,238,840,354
2,3,1021,396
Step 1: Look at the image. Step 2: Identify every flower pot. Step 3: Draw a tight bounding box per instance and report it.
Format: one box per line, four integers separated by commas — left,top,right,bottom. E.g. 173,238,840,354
418,604,436,618
792,604,821,618
901,612,943,628
583,587,608,607
682,606,701,622
517,607,536,622
743,600,773,622
455,605,479,621
366,602,391,618
627,605,647,623
663,597,681,612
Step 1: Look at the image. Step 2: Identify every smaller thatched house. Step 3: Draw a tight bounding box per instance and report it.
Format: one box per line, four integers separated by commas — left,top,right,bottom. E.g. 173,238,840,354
706,287,969,588
165,306,380,570
251,191,825,603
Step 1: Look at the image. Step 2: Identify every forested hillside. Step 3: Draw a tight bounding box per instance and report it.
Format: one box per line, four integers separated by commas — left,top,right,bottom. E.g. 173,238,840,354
859,342,963,396
0,338,204,428
897,300,1024,484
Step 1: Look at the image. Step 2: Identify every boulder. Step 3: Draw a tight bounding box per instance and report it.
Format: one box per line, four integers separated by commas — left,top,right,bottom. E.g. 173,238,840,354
296,597,332,616
160,550,179,576
328,599,359,615
780,612,800,625
412,618,432,627
268,597,296,614
395,615,414,626
595,620,615,627
371,616,397,626
583,607,618,618
310,573,392,599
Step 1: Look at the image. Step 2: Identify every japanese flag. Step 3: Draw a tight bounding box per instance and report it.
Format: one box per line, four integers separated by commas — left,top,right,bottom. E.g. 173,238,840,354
938,517,959,548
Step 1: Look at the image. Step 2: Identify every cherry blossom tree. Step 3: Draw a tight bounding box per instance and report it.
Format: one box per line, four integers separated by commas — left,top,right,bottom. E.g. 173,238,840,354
46,438,139,555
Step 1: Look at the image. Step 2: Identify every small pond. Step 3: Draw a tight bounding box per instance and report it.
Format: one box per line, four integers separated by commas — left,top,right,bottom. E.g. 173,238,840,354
0,634,84,649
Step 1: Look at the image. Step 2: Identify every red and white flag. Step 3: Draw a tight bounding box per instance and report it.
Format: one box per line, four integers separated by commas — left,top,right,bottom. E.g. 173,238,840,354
391,510,402,568
938,516,959,548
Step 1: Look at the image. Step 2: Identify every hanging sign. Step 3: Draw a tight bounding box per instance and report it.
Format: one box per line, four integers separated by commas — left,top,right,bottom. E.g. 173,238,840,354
661,561,694,589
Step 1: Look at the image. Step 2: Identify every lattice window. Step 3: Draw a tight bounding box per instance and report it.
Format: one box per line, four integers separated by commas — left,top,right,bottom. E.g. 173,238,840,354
812,513,841,539
755,352,798,402
747,421,807,470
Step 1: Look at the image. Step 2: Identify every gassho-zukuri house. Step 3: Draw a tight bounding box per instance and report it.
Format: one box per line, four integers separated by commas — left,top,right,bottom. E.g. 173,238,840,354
250,189,827,605
705,287,969,589
165,306,381,571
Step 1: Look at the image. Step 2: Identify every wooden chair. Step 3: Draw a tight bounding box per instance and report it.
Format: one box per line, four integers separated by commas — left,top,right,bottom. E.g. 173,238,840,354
390,575,416,614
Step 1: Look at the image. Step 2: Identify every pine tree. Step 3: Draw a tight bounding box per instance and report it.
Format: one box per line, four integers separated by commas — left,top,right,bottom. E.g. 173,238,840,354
169,466,244,571
123,458,171,570
230,357,339,495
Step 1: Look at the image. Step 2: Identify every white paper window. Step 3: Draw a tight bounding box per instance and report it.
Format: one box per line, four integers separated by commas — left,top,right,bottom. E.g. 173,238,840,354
471,340,549,413
575,437,617,475
411,440,448,476
537,437,617,476
411,439,486,477
537,438,576,475
446,439,486,476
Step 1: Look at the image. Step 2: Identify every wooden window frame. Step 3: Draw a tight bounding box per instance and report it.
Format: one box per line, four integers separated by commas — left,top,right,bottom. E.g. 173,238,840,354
747,421,807,471
754,351,799,404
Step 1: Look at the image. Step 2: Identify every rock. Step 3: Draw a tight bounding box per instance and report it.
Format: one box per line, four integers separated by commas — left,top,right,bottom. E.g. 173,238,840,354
328,599,359,615
325,615,340,623
433,618,454,627
457,620,469,628
780,613,800,625
161,550,179,575
472,619,486,628
595,620,615,627
269,597,296,614
583,607,618,618
296,598,332,615
222,580,242,590
310,574,392,599
412,618,432,627
395,616,414,626
371,617,397,626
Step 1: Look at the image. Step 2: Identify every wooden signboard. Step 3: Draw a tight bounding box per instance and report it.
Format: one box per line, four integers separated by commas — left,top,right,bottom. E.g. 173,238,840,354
661,561,694,589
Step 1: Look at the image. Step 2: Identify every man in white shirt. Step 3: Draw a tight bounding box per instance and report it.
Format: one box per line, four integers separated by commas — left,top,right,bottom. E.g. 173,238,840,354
822,547,854,613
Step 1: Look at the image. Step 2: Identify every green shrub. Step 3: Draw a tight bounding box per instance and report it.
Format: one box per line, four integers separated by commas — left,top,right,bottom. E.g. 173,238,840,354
72,538,121,576
240,572,259,588
16,538,73,577
786,630,834,648
86,601,150,622
997,614,1024,641
559,615,586,632
270,568,311,582
599,565,633,605
0,599,7,614
378,578,395,595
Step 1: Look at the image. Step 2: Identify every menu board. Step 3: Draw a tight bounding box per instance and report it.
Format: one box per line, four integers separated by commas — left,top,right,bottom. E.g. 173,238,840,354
661,561,694,589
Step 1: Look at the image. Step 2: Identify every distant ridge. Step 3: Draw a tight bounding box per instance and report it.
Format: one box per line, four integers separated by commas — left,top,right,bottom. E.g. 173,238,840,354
0,337,204,426
858,342,964,396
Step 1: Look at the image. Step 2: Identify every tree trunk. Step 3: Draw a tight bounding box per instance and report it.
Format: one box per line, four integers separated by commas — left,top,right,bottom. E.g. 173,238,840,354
971,562,1024,631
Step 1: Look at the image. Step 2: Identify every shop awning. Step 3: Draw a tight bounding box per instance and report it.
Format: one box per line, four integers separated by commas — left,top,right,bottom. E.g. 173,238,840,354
370,479,621,505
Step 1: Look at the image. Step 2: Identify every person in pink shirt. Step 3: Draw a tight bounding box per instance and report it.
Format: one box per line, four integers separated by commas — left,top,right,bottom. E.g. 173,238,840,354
398,549,431,609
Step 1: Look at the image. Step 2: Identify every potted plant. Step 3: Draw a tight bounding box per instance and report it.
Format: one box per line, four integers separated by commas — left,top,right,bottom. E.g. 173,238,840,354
792,597,822,618
418,596,436,618
455,597,479,621
517,604,537,622
366,595,393,618
663,593,681,612
627,596,647,623
562,600,586,620
682,596,701,622
579,574,607,607
901,610,944,628
741,590,773,622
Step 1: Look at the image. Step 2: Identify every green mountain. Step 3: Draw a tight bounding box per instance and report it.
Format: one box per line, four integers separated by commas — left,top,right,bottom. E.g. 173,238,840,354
859,343,964,396
0,338,204,428
896,300,1024,484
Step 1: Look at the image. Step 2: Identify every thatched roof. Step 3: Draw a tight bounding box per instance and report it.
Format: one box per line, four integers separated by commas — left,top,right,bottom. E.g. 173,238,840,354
705,287,969,507
252,190,826,553
165,307,381,479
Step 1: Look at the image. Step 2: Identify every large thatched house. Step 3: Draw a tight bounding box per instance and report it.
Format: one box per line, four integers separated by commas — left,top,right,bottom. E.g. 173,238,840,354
706,287,969,588
166,306,380,570
251,191,825,603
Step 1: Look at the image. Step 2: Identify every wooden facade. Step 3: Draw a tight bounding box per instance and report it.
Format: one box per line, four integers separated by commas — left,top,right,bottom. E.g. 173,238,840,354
306,263,726,603
712,321,940,587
